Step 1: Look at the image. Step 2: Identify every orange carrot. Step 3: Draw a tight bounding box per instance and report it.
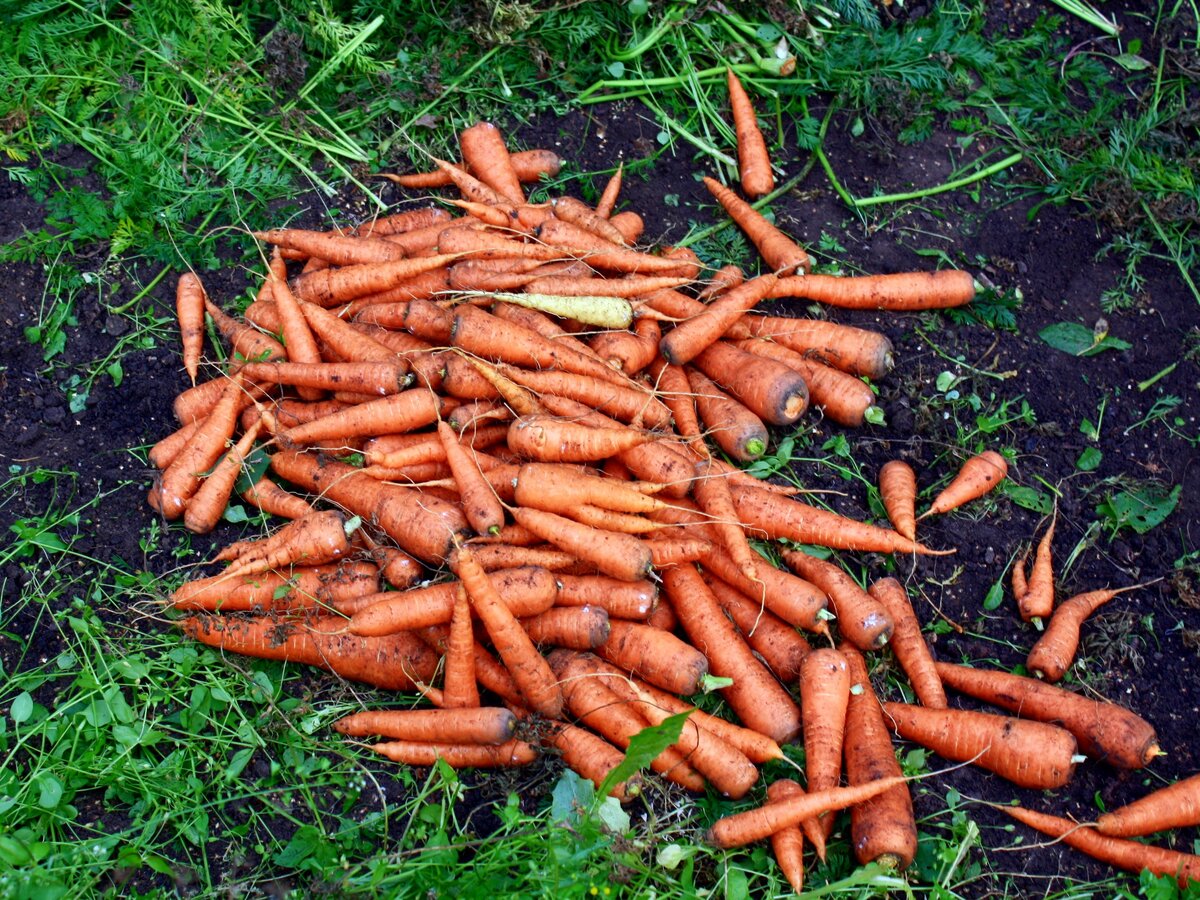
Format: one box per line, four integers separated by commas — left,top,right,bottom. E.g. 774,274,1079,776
369,739,538,768
278,388,444,446
438,420,504,535
919,451,1008,519
841,644,917,870
544,722,643,802
432,156,509,206
881,702,1079,788
183,420,263,535
352,207,454,238
932,660,1160,769
702,545,830,634
555,575,657,621
782,550,894,650
799,648,851,840
1096,773,1200,837
705,777,908,849
771,270,978,310
767,781,806,893
734,338,879,427
1018,507,1057,623
1000,805,1200,888
469,544,580,572
502,367,671,430
334,707,516,744
594,163,624,218
172,374,269,426
878,461,918,541
1026,584,1145,682
648,359,706,455
218,509,353,577
726,68,774,198
739,315,894,379
868,578,946,708
148,419,203,470
692,459,758,581
171,561,379,613
176,272,207,384
597,619,709,696
550,196,628,245
510,506,653,582
588,317,661,377
521,606,610,650
706,575,811,682
1012,546,1029,606
686,366,768,462
536,218,692,274
691,340,810,426
355,529,424,590
658,273,779,366
644,534,713,567
506,414,653,463
663,564,803,744
254,228,407,266
703,177,809,274
290,254,460,306
204,299,286,364
383,148,562,189
459,122,525,204
298,300,403,363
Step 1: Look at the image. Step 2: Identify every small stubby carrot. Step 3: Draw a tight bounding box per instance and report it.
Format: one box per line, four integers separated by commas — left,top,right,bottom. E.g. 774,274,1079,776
356,530,424,590
841,644,918,870
771,270,978,311
881,702,1079,789
594,163,624,219
868,578,946,708
183,420,263,535
1096,773,1200,838
369,739,538,769
687,366,769,463
733,483,952,556
659,272,780,366
932,660,1159,769
176,272,207,385
1018,507,1057,623
663,564,803,744
383,148,562,189
739,315,894,379
766,781,806,893
725,68,774,198
521,606,610,650
451,541,564,720
706,575,811,683
510,506,654,582
334,707,516,744
703,177,809,275
691,340,810,426
799,648,851,841
782,550,894,650
1026,583,1146,682
734,338,879,427
597,619,709,697
1001,804,1200,888
171,561,379,613
706,777,909,849
919,451,1008,519
878,461,918,541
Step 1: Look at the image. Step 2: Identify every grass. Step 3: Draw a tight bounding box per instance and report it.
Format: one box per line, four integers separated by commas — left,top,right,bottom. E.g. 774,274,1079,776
2,0,1198,896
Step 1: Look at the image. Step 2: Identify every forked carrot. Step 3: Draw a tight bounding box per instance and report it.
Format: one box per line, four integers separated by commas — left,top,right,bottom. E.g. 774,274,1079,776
919,451,1008,519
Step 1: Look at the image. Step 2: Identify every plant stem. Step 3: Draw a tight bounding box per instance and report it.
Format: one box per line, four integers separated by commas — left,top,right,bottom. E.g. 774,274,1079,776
853,152,1024,207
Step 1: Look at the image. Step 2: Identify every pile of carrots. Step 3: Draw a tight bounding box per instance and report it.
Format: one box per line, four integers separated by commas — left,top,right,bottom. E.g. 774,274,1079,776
151,76,1198,892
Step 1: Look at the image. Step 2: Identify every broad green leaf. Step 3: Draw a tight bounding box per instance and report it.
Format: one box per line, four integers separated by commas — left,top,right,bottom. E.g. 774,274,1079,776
10,692,33,724
1038,322,1130,357
1075,447,1102,472
1003,484,1053,515
596,711,690,800
1096,485,1181,536
983,579,1004,611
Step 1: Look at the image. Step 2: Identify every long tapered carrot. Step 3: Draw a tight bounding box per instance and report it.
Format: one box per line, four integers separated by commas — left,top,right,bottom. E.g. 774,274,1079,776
868,578,946,708
510,506,653,582
771,270,978,310
692,459,758,581
1026,584,1147,682
739,315,894,379
878,461,918,541
278,388,444,446
663,564,803,743
238,361,411,397
691,340,810,426
502,367,671,430
290,254,460,306
450,541,564,719
702,545,830,634
1018,507,1057,623
1001,804,1200,888
506,414,653,463
1096,773,1200,837
205,299,287,364
438,420,504,535
241,475,317,520
766,781,807,893
782,549,894,650
919,451,1008,519
726,68,774,198
881,702,1078,789
171,561,379,612
594,164,624,218
254,228,407,266
659,273,779,366
596,619,709,696
176,272,207,385
706,777,908,849
334,708,516,744
703,177,809,275
932,660,1160,769
800,648,852,841
183,420,263,535
369,739,538,768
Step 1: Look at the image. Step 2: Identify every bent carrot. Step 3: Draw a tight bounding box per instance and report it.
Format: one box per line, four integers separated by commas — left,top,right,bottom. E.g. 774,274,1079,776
1026,584,1146,682
868,578,946,708
1096,773,1200,837
334,708,517,744
919,451,1008,519
1018,507,1057,623
726,69,774,198
176,272,207,385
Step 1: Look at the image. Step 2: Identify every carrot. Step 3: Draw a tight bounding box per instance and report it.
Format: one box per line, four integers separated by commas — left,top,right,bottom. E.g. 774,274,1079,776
148,419,204,470
459,122,525,203
298,300,404,363
290,254,460,306
705,777,908,849
171,561,379,613
782,550,894,650
589,317,661,377
1026,584,1145,682
932,660,1159,769
278,388,444,446
597,619,709,696
449,399,512,431
447,198,520,229
348,566,556,636
254,228,407,266
510,506,653,582
449,258,543,292
269,450,469,565
506,414,653,463
692,340,810,426
469,544,580,572
739,315,894,379
659,273,779,366
502,367,671,430
841,644,918,870
732,483,951,556
703,177,809,275
183,420,263,535
431,156,509,206
726,69,774,198
868,578,946,708
766,781,806,893
172,374,269,426
1097,773,1200,837
383,148,562,189
437,420,504,536
355,529,424,590
692,459,758,581
1000,805,1200,888
702,545,830,634
706,575,811,682
204,298,286,364
543,722,643,802
919,451,1008,519
663,564,803,744
352,207,454,238
648,360,705,455
878,461,918,541
521,605,610,650
218,509,353,577
734,338,879,427
686,366,769,462
369,739,538,768
238,361,411,399
176,272,207,384
1018,506,1057,623
334,707,516,744
594,163,624,218
180,614,438,690
536,218,692,275
644,534,713,567
555,575,657,621
799,648,851,840
881,702,1079,788
262,268,324,400
771,270,978,311
550,196,627,245
1012,546,1029,606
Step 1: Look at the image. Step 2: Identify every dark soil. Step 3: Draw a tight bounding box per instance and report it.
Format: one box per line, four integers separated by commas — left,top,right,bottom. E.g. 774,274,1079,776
2,25,1198,900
